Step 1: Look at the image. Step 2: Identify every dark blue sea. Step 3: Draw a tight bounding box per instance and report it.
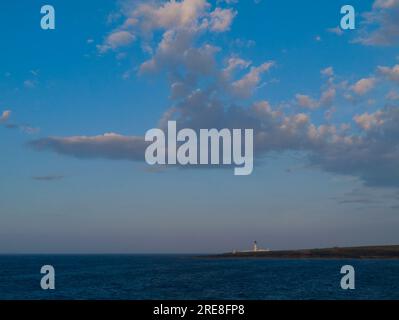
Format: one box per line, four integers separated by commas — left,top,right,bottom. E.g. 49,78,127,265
0,255,398,300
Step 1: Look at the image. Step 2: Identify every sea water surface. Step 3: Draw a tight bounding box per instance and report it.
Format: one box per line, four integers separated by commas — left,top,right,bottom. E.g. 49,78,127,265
0,255,398,300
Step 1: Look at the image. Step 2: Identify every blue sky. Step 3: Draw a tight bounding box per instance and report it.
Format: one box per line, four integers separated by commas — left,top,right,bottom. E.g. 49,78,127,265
1,0,399,253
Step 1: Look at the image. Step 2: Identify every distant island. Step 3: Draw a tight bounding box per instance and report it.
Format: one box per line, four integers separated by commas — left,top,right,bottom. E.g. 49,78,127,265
209,244,399,259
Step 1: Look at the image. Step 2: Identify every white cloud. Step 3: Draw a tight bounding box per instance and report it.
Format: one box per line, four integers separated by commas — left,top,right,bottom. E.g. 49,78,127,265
98,0,238,56
378,64,399,82
0,110,11,122
354,111,384,130
139,30,219,75
351,77,376,95
223,57,251,79
232,61,274,97
355,0,399,46
295,94,319,109
295,88,335,110
321,66,334,77
209,8,236,32
97,30,135,53
320,87,336,106
131,0,210,32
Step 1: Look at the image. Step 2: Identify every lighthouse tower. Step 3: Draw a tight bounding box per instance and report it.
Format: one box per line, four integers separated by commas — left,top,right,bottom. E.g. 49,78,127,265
253,241,258,252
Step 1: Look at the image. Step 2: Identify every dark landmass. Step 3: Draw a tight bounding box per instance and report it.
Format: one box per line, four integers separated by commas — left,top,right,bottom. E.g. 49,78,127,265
208,245,399,259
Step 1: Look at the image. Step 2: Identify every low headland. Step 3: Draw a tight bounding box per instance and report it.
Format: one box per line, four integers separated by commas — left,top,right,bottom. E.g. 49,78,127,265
208,245,399,259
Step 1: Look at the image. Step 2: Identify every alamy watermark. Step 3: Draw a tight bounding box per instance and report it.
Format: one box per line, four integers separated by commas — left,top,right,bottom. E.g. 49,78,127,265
40,5,55,30
340,265,355,290
145,121,254,176
39,4,355,31
40,265,55,290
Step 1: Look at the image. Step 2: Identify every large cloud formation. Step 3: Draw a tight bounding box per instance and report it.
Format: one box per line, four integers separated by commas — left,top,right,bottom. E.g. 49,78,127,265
29,0,399,187
355,0,399,46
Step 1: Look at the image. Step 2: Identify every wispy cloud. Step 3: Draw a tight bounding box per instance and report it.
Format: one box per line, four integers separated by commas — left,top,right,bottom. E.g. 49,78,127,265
29,133,147,161
32,175,65,181
1,110,40,134
327,26,344,36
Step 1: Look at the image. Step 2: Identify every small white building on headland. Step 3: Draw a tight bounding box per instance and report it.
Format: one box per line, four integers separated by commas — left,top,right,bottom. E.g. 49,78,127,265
233,241,271,254
252,240,270,252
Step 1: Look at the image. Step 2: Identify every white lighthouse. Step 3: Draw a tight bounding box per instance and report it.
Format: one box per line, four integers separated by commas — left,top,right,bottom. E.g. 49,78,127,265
232,241,271,254
253,241,258,252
